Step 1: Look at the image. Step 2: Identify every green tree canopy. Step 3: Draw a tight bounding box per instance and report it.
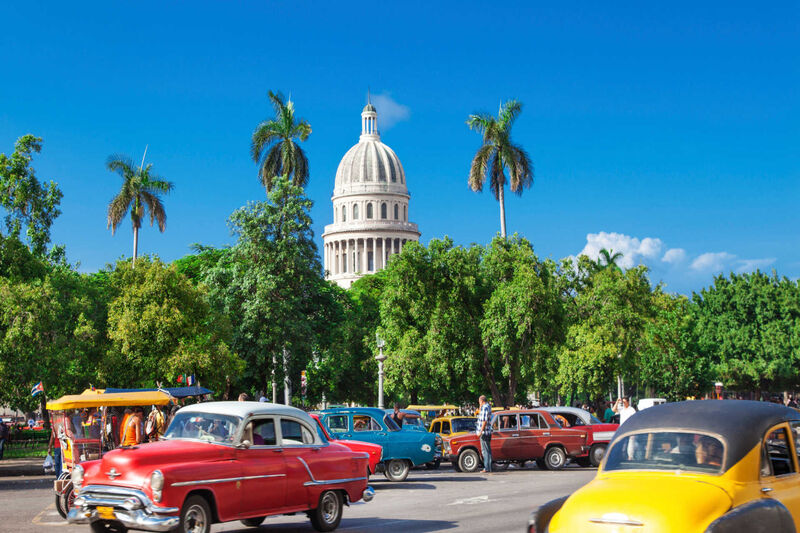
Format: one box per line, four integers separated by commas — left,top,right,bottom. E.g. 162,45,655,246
0,134,63,257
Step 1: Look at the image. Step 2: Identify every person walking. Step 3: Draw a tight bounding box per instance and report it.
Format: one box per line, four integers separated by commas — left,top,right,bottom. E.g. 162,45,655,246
0,418,8,460
613,397,637,425
476,395,493,473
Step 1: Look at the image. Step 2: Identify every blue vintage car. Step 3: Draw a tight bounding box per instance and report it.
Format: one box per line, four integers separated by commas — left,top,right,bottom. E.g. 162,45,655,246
319,407,441,481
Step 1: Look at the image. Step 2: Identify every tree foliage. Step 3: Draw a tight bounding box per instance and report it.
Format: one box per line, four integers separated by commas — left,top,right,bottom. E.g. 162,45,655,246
0,135,63,257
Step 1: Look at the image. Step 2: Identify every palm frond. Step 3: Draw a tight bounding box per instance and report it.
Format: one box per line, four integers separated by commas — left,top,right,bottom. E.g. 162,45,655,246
293,145,310,188
466,113,492,135
141,191,167,232
106,155,136,177
468,144,494,192
488,151,506,201
498,100,523,128
507,143,534,194
292,120,312,142
267,90,286,117
250,121,284,162
259,145,283,190
107,192,133,234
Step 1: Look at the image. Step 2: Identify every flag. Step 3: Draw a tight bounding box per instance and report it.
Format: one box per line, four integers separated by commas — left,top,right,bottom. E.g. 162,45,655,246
176,374,185,384
187,374,196,386
31,381,44,397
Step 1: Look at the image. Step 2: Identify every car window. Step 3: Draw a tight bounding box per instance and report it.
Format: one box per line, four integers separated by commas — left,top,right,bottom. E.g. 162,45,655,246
605,431,724,474
764,427,795,477
431,421,441,434
525,414,546,429
164,412,240,443
452,418,475,433
326,415,348,433
354,415,381,432
498,414,518,430
384,415,400,431
789,422,800,464
249,418,276,446
280,419,315,445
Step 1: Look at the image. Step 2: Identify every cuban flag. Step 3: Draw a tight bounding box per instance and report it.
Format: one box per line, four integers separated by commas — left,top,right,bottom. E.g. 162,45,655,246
31,381,44,397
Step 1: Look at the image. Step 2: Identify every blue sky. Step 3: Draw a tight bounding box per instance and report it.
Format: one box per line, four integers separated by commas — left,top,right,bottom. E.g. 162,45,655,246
1,1,797,294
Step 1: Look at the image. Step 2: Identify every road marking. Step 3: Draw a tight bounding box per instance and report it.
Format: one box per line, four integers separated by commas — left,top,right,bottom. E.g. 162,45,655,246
32,503,68,527
448,495,493,505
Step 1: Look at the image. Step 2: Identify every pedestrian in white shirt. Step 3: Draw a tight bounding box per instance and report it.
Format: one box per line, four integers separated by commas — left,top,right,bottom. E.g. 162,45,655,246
613,397,637,425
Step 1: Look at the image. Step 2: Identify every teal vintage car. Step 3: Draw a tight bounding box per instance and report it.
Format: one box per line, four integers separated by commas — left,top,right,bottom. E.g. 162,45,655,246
319,407,441,482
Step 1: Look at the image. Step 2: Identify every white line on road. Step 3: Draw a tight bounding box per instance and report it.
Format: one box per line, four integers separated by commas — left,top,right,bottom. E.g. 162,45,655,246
448,495,493,505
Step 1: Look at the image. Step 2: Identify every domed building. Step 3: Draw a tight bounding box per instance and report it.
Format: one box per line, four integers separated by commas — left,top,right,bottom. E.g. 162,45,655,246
322,100,420,288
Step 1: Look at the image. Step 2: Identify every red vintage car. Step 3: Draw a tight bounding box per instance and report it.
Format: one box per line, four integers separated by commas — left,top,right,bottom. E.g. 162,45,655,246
66,402,373,533
309,413,383,476
540,407,619,467
443,409,588,472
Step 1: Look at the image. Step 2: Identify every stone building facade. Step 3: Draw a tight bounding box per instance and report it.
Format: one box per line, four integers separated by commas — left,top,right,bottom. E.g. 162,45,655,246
322,101,420,288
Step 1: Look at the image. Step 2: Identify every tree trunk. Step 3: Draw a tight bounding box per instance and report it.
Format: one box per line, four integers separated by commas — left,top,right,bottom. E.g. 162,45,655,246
498,184,507,238
272,354,277,403
40,393,50,432
283,345,290,405
132,226,139,267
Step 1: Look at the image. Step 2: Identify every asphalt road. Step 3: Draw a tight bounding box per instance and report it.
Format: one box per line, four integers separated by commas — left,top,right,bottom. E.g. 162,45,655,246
1,464,595,533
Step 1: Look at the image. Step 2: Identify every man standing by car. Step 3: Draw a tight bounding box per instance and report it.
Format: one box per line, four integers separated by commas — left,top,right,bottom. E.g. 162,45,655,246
613,397,637,425
476,395,492,473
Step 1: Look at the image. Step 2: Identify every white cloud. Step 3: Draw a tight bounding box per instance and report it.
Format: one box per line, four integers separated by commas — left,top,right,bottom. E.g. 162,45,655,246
371,93,410,131
690,252,736,272
662,248,687,264
736,258,776,273
578,232,663,269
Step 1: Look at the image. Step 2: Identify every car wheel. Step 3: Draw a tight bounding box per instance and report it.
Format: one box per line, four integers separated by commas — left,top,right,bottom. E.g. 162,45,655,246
241,516,266,527
590,444,607,467
425,459,441,470
309,490,342,532
90,521,127,533
544,447,567,471
178,495,211,533
384,459,410,482
458,449,481,473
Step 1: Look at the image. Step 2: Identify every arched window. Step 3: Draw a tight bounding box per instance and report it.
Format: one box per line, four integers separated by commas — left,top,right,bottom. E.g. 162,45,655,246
403,205,407,221
394,204,399,220
381,203,387,219
353,204,359,220
366,203,373,219
341,205,346,222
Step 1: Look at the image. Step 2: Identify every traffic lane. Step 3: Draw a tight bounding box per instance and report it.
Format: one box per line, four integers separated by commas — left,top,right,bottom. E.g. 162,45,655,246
6,465,595,532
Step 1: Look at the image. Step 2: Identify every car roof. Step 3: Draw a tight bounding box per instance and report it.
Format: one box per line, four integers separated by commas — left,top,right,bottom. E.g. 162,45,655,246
384,409,422,416
179,401,314,424
618,400,800,469
319,407,387,417
540,407,591,422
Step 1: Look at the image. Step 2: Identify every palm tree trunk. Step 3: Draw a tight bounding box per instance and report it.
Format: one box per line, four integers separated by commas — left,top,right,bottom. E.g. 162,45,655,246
498,184,507,238
132,226,139,267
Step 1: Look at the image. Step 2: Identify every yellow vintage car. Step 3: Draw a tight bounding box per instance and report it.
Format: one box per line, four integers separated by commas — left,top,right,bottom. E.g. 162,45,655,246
429,415,476,438
406,404,459,429
529,400,800,533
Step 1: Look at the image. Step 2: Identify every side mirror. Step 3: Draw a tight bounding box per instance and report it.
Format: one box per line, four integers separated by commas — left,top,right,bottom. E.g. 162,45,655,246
237,439,252,449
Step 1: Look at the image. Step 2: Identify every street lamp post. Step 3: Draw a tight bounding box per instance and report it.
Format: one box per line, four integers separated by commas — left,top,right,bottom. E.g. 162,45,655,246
375,333,387,409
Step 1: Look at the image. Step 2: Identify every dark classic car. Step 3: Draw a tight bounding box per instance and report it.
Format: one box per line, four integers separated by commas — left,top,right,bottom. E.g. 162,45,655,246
319,407,440,482
529,400,800,533
67,402,373,533
540,406,619,466
443,409,588,472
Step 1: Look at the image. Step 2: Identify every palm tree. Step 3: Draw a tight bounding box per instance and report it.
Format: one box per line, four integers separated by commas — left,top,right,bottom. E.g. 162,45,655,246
597,248,624,270
467,100,534,238
106,155,173,266
251,90,312,192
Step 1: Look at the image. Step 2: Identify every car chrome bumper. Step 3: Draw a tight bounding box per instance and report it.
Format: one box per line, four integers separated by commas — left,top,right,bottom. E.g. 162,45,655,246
66,485,179,532
362,486,375,502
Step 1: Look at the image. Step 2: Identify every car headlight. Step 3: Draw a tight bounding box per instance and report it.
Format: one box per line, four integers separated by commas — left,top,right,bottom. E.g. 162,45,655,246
149,470,164,502
435,435,443,447
72,464,84,489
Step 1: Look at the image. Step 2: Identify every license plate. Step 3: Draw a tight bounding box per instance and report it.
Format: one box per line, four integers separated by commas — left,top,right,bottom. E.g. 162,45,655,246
96,506,116,520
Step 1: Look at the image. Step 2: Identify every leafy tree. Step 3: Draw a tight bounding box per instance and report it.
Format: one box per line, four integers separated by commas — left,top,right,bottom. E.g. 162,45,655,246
0,233,49,282
0,134,63,256
202,176,333,401
467,100,533,238
639,291,711,401
101,257,243,392
692,271,800,392
0,269,107,412
251,91,312,192
557,265,654,399
106,155,173,265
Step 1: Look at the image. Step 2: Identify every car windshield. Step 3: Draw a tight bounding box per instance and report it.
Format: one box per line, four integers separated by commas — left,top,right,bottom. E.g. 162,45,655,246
604,431,725,474
384,415,401,431
403,416,424,427
451,418,476,433
589,414,603,424
163,412,241,444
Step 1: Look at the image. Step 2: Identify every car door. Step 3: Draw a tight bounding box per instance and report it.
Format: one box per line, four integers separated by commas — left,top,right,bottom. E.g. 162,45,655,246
520,413,547,459
324,413,350,439
238,416,287,516
489,415,514,460
761,423,800,523
278,416,323,509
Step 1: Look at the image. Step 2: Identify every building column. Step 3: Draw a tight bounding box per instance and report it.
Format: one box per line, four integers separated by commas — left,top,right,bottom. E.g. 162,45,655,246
362,238,368,273
345,239,350,274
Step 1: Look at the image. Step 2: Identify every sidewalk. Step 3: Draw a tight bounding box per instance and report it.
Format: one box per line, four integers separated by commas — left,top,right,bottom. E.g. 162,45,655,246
0,457,46,477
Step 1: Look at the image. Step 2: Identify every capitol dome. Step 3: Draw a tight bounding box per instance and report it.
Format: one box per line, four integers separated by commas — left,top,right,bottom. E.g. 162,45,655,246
322,99,420,289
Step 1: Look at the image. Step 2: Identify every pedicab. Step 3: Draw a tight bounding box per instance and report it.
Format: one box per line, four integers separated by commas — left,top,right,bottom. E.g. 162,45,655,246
46,389,175,519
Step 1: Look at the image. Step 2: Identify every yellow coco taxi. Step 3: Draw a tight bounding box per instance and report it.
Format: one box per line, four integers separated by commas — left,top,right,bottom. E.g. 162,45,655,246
529,400,800,533
429,416,476,438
